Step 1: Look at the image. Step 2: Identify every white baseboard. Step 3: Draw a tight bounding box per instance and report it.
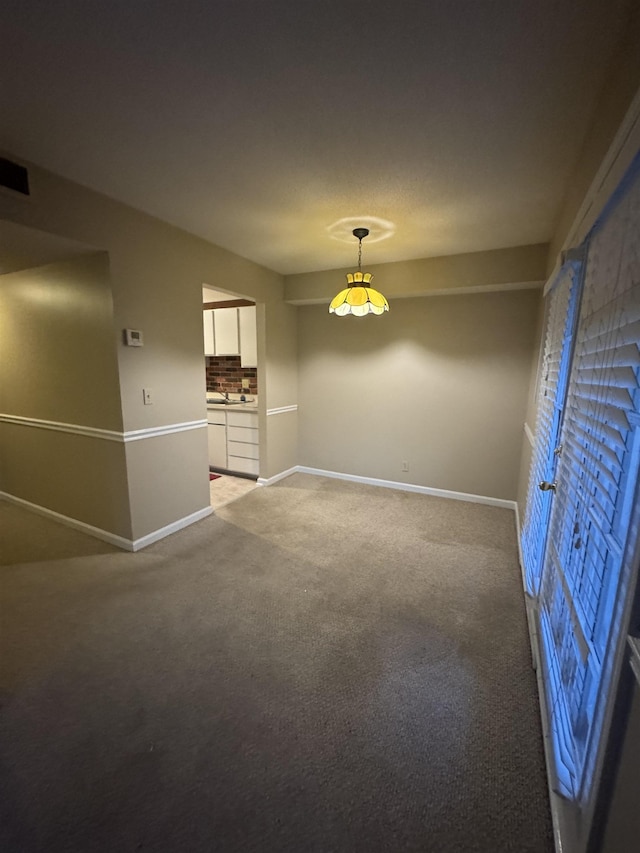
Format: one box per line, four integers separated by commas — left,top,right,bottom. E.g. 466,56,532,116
514,501,527,578
0,491,133,550
257,466,298,486
0,491,213,552
298,466,517,509
130,506,213,551
260,465,517,510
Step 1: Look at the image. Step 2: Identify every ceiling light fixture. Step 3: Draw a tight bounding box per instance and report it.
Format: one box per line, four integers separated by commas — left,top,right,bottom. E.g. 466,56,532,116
329,228,389,316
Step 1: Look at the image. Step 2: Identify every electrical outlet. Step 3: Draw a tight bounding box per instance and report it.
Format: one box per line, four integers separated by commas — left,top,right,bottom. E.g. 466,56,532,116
242,378,250,390
143,388,153,405
401,460,409,472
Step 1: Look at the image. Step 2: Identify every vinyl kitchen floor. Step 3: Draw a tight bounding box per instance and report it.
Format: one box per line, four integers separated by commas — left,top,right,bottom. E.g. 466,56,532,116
209,473,260,510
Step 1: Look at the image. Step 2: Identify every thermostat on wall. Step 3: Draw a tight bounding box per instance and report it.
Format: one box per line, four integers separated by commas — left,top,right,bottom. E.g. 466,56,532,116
124,329,144,347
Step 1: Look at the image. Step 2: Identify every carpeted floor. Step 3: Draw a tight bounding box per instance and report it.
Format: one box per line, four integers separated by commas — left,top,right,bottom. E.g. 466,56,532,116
0,474,553,852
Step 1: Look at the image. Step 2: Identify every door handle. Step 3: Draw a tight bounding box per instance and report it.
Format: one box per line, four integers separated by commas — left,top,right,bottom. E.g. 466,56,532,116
539,481,557,492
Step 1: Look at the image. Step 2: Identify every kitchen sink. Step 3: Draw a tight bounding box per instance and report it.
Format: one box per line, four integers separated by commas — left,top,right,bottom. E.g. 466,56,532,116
206,398,244,405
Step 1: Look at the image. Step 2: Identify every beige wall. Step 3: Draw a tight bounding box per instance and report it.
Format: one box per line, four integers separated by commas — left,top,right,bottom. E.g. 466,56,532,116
285,243,548,304
263,411,298,481
0,254,132,537
549,3,640,268
287,241,548,499
260,299,299,478
0,161,291,542
297,289,540,501
124,429,209,541
1,424,132,538
263,300,298,411
0,254,122,428
516,7,640,519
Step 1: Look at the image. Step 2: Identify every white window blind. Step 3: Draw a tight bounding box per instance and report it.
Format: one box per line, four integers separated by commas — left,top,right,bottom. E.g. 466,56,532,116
521,259,582,597
538,158,640,803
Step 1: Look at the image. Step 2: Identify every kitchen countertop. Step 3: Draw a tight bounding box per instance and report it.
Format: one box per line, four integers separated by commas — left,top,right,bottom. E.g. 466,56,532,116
206,399,258,411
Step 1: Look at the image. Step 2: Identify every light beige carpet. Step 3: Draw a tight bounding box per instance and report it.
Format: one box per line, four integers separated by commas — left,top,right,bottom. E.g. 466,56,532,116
0,474,553,852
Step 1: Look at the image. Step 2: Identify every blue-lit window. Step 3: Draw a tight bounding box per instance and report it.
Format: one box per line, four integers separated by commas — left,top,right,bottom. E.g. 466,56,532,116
522,153,640,805
521,259,582,596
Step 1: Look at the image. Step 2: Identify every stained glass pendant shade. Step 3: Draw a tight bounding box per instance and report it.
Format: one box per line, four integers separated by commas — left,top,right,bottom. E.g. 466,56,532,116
329,228,389,316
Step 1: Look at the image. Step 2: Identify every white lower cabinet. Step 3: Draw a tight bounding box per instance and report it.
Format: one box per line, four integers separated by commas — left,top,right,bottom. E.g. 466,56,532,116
226,410,259,476
227,440,259,459
207,408,259,476
207,422,227,468
227,455,259,475
227,425,259,444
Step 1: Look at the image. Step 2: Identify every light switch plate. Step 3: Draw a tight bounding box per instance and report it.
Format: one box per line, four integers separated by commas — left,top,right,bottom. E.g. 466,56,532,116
124,328,144,346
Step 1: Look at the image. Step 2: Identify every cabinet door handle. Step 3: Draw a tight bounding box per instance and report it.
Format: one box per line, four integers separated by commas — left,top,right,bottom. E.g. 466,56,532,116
539,481,557,492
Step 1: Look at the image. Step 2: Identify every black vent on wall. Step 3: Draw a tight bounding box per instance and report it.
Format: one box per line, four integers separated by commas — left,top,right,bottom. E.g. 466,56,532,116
0,157,30,196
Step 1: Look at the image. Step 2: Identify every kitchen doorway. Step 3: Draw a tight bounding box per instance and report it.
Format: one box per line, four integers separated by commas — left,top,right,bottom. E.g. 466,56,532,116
202,284,260,506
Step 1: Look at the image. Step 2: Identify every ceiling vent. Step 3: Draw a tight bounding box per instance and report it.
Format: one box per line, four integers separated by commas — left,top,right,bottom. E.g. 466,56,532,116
0,157,30,196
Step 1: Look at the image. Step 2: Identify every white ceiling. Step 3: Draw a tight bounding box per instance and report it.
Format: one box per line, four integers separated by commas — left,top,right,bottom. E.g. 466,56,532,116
0,1,633,275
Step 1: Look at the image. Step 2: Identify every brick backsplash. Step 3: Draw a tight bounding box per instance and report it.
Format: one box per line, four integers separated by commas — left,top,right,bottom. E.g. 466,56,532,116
205,356,258,395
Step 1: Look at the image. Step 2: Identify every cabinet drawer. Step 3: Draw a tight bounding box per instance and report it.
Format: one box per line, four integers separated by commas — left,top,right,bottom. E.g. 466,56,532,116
227,425,258,444
206,409,226,425
227,410,258,428
227,440,259,460
227,456,259,476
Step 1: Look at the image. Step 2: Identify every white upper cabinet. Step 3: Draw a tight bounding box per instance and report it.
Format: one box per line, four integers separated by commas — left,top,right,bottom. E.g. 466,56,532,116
213,308,240,355
203,304,256,363
239,305,257,367
203,309,215,356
